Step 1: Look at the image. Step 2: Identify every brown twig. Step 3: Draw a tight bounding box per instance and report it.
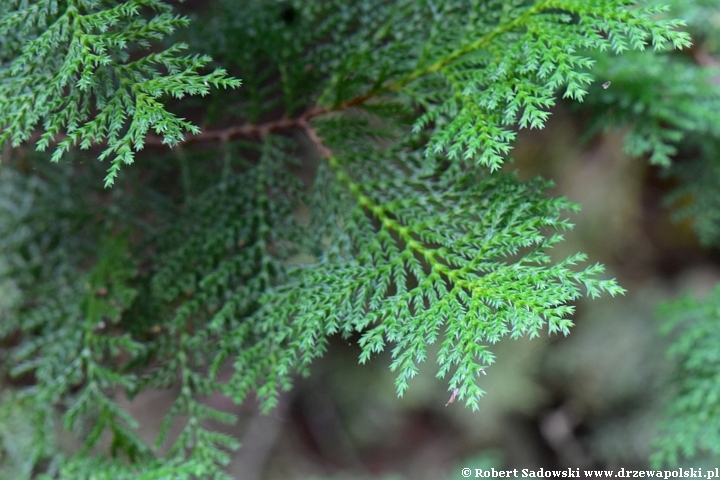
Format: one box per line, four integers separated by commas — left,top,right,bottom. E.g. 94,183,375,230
27,101,339,154
22,6,554,157
143,110,324,146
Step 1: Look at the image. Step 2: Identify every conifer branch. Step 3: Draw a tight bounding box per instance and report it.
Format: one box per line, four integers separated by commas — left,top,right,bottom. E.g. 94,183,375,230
20,0,550,151
0,0,701,476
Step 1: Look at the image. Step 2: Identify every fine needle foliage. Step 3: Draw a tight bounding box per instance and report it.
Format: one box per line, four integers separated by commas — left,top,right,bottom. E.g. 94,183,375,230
0,0,697,477
0,0,240,187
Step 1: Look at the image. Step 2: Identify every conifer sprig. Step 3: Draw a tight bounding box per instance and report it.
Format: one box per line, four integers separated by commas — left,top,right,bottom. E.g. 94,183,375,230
0,0,240,187
154,0,691,171
222,125,625,411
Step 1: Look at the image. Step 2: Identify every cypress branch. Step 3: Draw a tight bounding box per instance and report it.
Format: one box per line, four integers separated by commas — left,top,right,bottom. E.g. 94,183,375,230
0,0,711,476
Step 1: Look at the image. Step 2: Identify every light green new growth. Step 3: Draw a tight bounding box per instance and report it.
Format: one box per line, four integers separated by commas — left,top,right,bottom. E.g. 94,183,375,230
0,0,697,477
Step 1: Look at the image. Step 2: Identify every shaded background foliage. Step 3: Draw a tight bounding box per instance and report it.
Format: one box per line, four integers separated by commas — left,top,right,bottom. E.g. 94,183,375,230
2,0,720,479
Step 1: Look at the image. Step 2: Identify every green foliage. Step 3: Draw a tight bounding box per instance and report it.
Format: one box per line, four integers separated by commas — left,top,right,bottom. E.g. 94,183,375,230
658,0,720,49
575,9,720,467
576,0,720,243
652,286,720,468
247,144,623,411
0,0,701,477
653,0,720,248
571,0,720,166
0,0,240,187
0,395,55,480
664,139,720,246
577,0,720,468
579,51,720,167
